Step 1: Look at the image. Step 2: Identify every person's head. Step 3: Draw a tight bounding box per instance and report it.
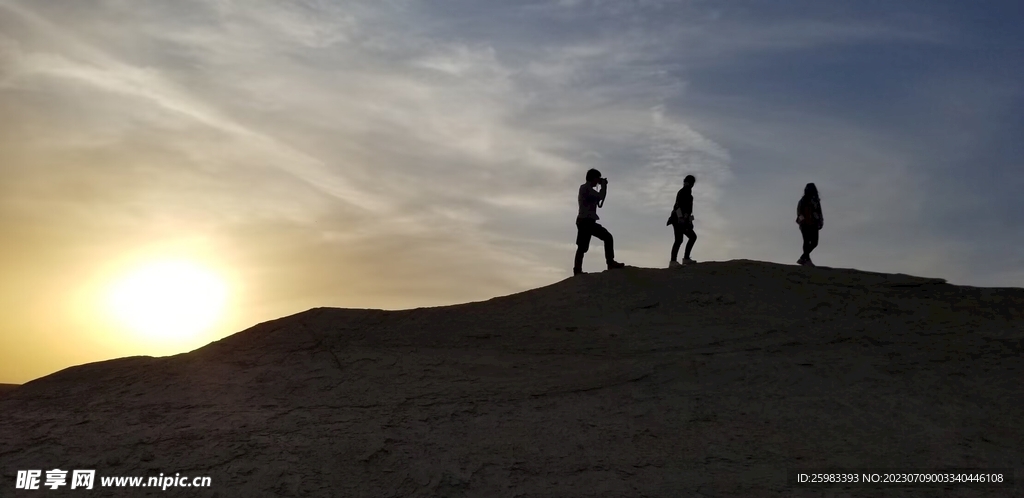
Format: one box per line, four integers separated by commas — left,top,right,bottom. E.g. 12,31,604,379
586,168,602,185
684,174,696,187
804,182,818,198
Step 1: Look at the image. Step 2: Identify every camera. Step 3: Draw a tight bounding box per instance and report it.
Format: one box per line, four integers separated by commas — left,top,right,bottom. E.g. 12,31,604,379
599,177,608,185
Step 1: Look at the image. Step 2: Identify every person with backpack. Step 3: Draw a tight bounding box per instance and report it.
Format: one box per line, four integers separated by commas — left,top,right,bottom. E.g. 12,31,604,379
796,182,824,266
574,168,626,275
666,174,698,267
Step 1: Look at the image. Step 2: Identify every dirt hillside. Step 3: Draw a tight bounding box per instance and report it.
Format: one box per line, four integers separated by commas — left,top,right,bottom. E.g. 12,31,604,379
2,260,1021,497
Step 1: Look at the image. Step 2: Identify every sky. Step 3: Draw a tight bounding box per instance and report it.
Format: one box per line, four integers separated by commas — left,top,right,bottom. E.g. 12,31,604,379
1,0,1022,383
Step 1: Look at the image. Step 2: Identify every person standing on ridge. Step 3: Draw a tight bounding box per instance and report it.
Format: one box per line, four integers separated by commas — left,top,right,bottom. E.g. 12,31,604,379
796,182,824,266
574,168,626,275
666,174,698,267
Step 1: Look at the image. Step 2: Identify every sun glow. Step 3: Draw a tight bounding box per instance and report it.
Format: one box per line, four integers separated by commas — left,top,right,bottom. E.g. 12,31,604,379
106,259,228,341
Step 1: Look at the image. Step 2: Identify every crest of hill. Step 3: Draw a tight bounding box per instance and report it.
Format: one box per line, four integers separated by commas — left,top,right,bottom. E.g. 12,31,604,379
196,258,1022,359
2,259,1022,497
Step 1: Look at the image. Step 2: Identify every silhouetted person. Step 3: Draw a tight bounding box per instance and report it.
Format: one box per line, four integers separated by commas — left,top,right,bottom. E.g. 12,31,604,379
574,168,625,275
666,174,698,267
796,182,824,266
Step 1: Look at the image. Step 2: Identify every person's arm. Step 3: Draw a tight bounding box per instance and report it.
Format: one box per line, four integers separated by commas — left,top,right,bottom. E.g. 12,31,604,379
796,198,806,223
581,184,605,202
596,181,607,207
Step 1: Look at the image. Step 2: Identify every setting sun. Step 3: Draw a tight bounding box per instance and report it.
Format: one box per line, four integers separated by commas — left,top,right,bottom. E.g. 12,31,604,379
106,260,228,341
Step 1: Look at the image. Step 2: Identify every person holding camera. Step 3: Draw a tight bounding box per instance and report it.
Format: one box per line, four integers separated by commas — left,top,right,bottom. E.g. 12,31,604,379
573,168,626,275
666,174,698,267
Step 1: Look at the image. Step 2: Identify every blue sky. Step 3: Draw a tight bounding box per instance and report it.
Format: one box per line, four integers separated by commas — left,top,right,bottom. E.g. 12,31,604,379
1,0,1022,381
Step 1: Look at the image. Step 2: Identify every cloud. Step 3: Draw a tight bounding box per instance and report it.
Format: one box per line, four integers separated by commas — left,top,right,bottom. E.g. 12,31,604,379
1,0,1023,382
0,0,384,215
1,1,727,310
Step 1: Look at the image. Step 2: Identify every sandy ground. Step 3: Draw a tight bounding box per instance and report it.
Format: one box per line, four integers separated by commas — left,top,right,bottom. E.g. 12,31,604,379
1,260,1021,497
0,384,18,397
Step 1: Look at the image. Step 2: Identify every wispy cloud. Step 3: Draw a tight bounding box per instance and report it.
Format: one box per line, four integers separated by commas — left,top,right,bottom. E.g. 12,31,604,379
1,0,1022,381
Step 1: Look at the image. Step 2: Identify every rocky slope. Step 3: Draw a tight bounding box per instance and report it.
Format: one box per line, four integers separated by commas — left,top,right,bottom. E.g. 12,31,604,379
1,260,1022,497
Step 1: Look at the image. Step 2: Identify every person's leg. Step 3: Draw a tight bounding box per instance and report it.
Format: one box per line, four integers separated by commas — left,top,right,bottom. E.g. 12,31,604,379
591,223,615,263
800,224,812,260
683,223,697,260
800,225,820,264
806,227,819,256
574,219,592,273
670,222,684,262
